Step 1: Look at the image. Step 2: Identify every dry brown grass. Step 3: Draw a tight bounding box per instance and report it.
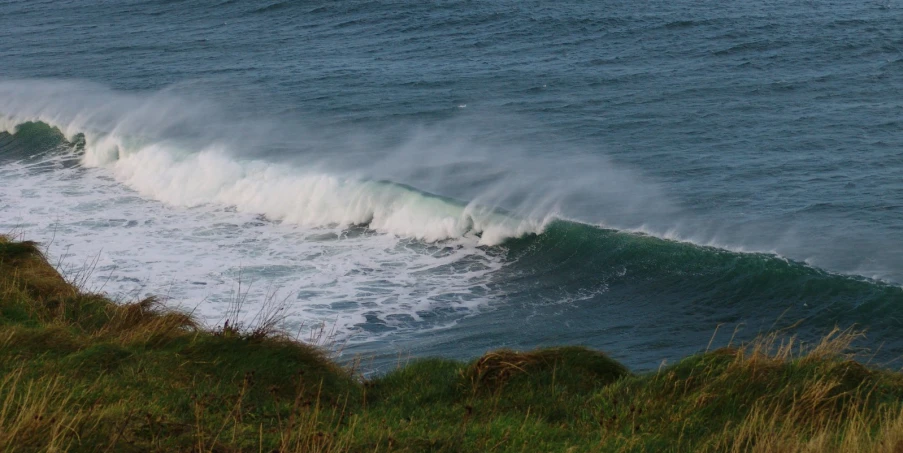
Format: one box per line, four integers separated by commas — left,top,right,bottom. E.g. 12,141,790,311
0,369,95,453
465,346,629,394
0,238,74,299
97,296,198,346
5,234,903,452
696,327,903,452
0,235,360,452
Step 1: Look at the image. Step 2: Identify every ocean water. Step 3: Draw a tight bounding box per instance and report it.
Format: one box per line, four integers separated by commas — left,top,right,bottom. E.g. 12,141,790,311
1,0,902,370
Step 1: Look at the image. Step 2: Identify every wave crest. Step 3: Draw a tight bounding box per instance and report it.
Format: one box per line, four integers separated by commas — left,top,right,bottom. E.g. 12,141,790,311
1,116,551,245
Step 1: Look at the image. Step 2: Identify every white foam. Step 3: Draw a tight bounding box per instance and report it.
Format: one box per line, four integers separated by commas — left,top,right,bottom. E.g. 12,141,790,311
0,79,570,343
0,153,509,343
100,142,549,245
0,81,552,246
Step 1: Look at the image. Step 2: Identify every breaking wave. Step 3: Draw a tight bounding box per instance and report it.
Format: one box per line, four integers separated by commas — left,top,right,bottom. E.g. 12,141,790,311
0,80,558,246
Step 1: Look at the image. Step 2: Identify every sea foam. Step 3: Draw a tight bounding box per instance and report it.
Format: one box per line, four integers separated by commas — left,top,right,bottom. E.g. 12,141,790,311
0,80,554,246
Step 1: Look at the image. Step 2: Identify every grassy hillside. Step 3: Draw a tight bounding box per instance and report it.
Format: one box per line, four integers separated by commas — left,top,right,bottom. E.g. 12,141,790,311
2,235,903,452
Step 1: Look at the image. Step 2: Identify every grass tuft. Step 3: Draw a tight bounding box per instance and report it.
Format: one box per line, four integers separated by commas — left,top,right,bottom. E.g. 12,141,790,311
3,235,903,452
466,346,629,393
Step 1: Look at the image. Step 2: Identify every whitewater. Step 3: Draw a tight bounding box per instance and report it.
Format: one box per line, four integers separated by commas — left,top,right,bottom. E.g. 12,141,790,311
2,0,902,369
3,79,902,369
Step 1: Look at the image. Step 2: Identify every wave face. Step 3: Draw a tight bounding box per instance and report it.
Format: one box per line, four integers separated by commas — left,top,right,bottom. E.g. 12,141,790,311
0,118,512,345
2,0,903,369
0,80,645,246
3,106,903,370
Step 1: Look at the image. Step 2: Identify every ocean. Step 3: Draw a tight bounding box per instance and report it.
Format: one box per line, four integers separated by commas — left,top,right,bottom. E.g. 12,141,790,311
1,0,902,370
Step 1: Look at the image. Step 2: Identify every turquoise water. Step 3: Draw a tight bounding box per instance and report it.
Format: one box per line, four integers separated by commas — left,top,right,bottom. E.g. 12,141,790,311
1,0,902,370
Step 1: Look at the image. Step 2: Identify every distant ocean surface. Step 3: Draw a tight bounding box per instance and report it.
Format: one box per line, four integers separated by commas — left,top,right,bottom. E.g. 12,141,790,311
1,0,902,370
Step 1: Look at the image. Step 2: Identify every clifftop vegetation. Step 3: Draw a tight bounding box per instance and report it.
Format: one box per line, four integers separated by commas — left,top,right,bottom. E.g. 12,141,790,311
2,235,903,452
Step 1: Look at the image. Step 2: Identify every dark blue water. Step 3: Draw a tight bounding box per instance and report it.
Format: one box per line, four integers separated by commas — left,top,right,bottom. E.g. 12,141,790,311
1,0,902,370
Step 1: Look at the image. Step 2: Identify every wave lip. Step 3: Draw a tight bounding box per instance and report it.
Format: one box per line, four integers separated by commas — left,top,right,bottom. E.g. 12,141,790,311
0,79,562,246
4,79,900,287
0,119,550,246
106,142,552,245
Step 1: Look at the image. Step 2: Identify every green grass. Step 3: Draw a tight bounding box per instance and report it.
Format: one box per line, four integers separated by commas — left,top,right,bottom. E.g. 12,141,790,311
2,235,903,452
